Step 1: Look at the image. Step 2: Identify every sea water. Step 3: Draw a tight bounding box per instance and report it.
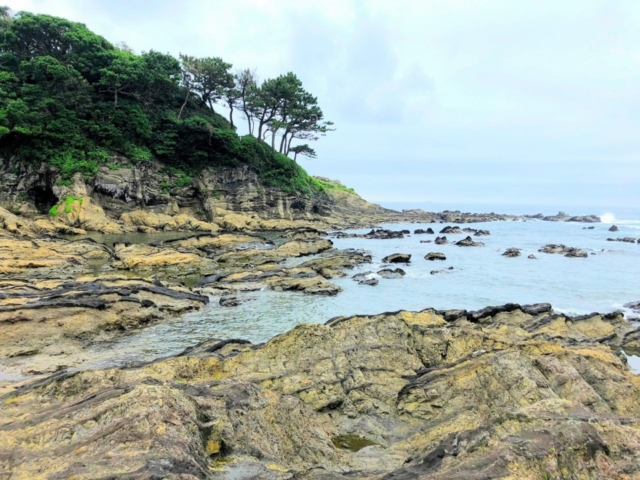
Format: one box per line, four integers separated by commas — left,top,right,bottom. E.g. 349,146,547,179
83,210,640,371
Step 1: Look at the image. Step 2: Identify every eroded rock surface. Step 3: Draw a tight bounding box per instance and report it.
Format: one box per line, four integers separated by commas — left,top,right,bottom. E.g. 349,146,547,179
1,304,638,479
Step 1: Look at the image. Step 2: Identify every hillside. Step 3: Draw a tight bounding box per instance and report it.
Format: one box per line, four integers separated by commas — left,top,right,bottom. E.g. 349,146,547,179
0,9,333,197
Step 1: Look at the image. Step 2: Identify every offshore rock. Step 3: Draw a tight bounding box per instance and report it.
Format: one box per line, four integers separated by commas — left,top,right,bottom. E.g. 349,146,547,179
424,252,446,261
539,244,589,258
609,225,619,232
439,225,463,234
1,304,638,478
502,247,521,257
434,235,448,245
377,268,406,279
382,253,411,263
455,235,485,247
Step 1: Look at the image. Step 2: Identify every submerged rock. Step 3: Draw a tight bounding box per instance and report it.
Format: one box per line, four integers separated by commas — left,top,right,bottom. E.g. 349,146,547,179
528,254,537,259
609,225,619,232
377,268,405,279
607,237,637,243
358,278,378,286
219,296,240,307
539,244,588,258
434,236,448,245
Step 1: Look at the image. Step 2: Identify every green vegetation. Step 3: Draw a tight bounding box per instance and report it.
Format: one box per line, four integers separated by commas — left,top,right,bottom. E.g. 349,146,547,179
0,8,336,194
48,196,83,216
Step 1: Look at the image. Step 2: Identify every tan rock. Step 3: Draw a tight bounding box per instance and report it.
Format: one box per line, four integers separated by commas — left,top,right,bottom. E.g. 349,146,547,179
1,305,639,478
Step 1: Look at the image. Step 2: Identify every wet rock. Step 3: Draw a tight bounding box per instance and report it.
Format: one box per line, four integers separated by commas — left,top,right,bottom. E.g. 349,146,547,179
424,252,446,261
358,278,378,286
434,236,448,245
609,225,619,232
528,254,537,259
413,229,426,234
352,271,374,282
439,225,463,234
219,296,240,307
624,301,640,314
382,253,411,263
502,247,521,257
539,244,588,258
455,236,485,247
377,268,405,279
420,240,432,243
474,229,491,236
430,269,446,275
583,226,595,229
607,237,637,243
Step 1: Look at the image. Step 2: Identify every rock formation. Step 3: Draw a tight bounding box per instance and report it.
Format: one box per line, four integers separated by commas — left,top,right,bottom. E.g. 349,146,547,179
2,304,639,478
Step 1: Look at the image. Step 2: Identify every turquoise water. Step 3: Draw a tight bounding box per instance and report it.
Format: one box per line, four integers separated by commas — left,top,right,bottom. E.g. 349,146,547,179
83,214,640,370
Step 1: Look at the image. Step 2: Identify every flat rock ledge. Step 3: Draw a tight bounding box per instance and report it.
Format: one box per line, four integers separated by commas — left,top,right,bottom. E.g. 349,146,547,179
2,303,639,479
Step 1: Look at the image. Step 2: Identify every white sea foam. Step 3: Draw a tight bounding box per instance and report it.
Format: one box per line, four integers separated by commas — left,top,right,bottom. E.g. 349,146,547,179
600,212,616,224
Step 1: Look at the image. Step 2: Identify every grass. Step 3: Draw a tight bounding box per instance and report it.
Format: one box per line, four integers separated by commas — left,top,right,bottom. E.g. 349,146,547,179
49,196,84,216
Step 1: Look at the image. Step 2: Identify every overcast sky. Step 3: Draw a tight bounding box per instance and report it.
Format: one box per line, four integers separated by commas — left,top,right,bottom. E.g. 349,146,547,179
7,0,640,211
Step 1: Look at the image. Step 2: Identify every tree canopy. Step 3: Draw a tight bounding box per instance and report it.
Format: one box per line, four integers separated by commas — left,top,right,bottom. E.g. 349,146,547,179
0,9,334,193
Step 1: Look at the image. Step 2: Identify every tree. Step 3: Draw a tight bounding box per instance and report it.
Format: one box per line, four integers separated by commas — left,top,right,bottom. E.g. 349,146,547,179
99,49,144,106
290,144,316,162
177,53,197,119
221,81,239,129
235,68,257,135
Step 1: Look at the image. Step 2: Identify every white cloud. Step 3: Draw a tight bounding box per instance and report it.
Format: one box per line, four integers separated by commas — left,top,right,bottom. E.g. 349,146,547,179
6,0,640,209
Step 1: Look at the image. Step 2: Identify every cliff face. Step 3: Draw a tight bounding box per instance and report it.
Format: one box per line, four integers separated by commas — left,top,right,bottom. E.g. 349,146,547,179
0,157,389,230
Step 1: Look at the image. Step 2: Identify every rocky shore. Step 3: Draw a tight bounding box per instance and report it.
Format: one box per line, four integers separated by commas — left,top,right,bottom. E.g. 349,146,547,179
2,303,640,479
0,158,626,480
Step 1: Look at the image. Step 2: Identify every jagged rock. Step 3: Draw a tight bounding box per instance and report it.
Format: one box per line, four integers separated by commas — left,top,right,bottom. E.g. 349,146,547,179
377,268,405,279
424,252,446,261
474,229,490,236
434,236,448,245
358,278,378,286
609,225,619,231
539,244,588,258
382,253,411,263
0,276,207,377
1,305,637,478
502,247,521,257
455,236,484,247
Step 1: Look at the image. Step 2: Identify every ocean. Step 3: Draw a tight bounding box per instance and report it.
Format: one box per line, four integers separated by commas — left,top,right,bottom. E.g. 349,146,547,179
81,207,640,372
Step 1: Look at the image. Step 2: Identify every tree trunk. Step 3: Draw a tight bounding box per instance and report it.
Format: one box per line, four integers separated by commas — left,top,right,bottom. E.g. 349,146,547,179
228,105,234,129
178,87,190,120
286,134,294,156
293,151,298,162
114,89,118,108
279,131,288,154
271,130,276,150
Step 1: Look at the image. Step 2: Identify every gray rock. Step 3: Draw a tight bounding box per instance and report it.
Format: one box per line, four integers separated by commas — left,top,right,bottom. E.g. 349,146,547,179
455,236,484,247
435,236,448,245
382,253,411,263
609,225,619,232
377,268,406,279
358,278,378,286
502,248,521,258
424,252,446,261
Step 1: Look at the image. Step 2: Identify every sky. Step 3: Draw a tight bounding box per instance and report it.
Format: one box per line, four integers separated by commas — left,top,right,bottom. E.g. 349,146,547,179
6,0,640,211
